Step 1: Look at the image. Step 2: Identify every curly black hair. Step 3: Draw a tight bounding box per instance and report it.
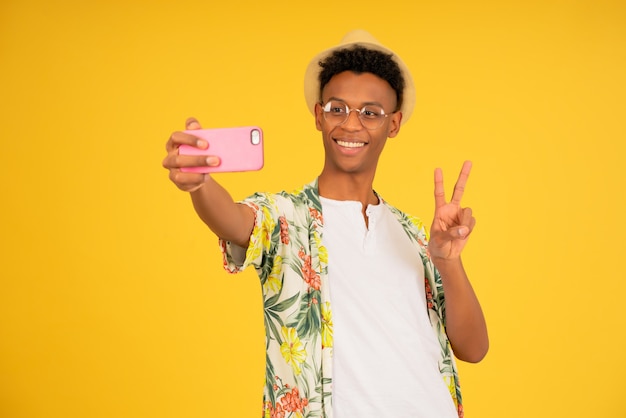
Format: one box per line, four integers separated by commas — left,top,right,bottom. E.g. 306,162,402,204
318,45,405,111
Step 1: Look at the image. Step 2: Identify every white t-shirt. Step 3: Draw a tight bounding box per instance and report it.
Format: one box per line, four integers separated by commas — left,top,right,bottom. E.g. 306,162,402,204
321,197,457,418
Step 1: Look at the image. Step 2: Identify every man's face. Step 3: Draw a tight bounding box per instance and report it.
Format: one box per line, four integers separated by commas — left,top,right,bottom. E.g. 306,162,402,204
315,71,402,177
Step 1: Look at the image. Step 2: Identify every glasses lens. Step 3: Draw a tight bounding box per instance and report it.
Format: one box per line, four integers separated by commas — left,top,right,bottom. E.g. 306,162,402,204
323,101,349,124
360,105,385,129
322,101,387,130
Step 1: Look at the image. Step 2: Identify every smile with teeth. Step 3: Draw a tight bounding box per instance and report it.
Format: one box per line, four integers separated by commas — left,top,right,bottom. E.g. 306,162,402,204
336,140,366,148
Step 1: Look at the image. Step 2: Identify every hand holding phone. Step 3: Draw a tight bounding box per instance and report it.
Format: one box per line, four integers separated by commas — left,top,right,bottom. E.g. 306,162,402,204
178,126,264,173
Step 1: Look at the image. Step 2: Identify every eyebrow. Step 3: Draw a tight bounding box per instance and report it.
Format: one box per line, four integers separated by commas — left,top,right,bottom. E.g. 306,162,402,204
324,96,385,108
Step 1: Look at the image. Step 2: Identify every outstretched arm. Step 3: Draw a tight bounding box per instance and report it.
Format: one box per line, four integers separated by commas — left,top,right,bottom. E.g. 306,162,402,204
162,118,255,248
428,161,489,363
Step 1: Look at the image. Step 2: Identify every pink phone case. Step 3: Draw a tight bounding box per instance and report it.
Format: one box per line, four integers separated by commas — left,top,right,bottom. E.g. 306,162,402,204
179,126,264,173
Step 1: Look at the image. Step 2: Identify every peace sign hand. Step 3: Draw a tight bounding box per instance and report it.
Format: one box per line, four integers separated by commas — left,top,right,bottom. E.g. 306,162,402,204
428,161,476,261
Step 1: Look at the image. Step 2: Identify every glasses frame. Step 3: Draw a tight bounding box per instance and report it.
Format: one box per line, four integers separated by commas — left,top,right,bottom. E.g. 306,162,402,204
320,100,392,130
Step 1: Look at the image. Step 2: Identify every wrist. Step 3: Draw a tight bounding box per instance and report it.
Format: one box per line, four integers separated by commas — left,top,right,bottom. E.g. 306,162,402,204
431,256,463,273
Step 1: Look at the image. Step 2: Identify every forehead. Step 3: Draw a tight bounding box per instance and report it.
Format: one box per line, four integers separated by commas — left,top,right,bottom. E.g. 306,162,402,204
321,71,396,107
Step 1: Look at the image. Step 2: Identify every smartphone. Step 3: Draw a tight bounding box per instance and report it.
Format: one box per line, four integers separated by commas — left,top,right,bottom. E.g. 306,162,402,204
178,126,264,173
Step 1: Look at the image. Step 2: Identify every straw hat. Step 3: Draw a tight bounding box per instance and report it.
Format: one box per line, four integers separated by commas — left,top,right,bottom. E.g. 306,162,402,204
303,29,416,125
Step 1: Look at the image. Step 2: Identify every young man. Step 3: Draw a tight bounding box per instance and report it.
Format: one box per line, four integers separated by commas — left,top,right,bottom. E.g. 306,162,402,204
163,30,488,418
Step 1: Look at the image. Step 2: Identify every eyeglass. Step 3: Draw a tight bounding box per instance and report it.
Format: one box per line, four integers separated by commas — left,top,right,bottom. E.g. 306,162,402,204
321,100,391,130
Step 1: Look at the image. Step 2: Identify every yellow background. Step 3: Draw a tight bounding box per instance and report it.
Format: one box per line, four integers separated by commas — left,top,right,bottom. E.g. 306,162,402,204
1,0,625,417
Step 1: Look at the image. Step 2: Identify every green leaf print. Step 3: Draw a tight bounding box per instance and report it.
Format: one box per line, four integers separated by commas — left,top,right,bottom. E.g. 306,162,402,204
288,290,321,339
264,310,284,346
265,353,276,405
269,292,300,313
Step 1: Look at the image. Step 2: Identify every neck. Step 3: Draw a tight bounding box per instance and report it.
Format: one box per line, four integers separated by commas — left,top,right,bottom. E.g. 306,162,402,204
317,171,379,208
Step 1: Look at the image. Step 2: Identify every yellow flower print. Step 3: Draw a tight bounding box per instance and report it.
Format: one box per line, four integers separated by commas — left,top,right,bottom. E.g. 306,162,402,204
313,232,328,265
260,206,276,251
321,302,333,349
280,327,307,375
264,255,283,294
408,215,428,239
246,225,262,261
443,375,458,403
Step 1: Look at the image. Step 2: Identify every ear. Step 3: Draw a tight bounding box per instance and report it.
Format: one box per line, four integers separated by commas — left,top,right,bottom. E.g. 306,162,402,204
314,103,323,131
387,111,403,138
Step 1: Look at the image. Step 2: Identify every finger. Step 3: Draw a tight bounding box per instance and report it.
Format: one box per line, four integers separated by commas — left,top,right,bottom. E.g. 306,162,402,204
186,117,202,130
166,131,208,153
433,226,466,243
450,160,472,206
451,226,469,238
456,208,475,237
434,167,446,208
460,207,473,227
163,153,220,170
169,169,209,192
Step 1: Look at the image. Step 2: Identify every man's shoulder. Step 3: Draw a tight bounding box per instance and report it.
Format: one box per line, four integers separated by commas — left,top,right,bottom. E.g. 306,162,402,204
381,199,429,239
281,180,320,204
244,179,320,210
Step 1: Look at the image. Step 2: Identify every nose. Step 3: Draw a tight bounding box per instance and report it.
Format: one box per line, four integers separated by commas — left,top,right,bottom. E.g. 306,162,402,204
344,108,364,129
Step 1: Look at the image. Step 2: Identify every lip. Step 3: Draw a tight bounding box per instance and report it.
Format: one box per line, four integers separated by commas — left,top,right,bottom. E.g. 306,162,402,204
333,138,368,151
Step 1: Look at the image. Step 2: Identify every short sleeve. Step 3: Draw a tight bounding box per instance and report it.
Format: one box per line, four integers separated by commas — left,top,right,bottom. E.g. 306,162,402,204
219,194,278,274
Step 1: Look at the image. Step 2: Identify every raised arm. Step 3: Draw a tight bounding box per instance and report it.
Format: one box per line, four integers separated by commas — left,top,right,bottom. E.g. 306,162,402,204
162,118,255,248
428,161,489,363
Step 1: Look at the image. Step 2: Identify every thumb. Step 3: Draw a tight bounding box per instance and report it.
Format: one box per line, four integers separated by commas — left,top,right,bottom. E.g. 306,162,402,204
185,117,202,130
436,226,468,241
452,226,470,239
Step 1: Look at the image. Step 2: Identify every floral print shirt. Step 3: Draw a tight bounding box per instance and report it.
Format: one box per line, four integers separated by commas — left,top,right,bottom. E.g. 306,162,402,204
220,179,463,418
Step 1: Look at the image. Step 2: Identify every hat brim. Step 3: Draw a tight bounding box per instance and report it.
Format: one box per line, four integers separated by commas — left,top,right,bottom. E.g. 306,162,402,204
304,30,415,125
